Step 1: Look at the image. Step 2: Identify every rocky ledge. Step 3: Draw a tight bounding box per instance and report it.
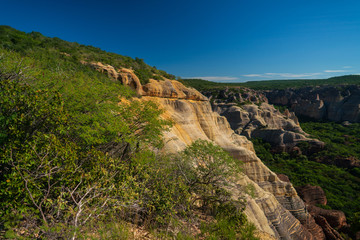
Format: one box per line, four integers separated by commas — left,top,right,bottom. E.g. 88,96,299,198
213,102,324,152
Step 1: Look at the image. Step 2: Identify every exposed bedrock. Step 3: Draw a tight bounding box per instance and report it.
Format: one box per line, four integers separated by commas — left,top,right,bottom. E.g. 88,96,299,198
296,184,349,239
213,102,324,152
295,185,327,206
89,62,326,239
265,85,360,123
141,80,318,239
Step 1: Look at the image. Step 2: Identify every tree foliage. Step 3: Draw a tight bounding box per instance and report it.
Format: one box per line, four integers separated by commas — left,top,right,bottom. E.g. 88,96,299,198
0,26,257,239
251,138,360,233
0,25,175,84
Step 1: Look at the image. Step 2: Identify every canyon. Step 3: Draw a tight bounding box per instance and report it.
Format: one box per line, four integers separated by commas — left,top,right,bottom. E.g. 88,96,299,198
90,62,348,239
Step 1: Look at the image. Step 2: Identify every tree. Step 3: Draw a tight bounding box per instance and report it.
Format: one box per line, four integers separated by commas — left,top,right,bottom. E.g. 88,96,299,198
0,70,170,238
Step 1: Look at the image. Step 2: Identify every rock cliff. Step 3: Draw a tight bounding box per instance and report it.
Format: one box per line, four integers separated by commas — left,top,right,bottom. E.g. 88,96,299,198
199,87,324,152
265,85,360,123
141,80,318,239
213,102,324,152
89,62,324,239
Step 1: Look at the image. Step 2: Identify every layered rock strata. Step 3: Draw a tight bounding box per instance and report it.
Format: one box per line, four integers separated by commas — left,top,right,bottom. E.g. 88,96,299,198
265,85,360,123
296,184,349,239
81,61,144,95
213,102,324,152
88,62,322,239
141,80,317,239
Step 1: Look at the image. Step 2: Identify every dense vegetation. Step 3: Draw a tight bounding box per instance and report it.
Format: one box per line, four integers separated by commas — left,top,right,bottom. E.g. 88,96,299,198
0,25,175,84
301,121,360,166
179,78,229,90
251,125,360,234
183,76,360,234
181,75,360,91
0,27,257,239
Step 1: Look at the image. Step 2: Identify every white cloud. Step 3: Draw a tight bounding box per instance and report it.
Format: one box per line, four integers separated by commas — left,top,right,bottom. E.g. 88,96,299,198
242,72,323,78
343,66,352,69
324,70,348,73
242,74,263,77
183,76,239,81
264,72,323,78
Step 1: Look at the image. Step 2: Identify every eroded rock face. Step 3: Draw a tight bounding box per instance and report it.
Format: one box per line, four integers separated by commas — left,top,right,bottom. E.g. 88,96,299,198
307,206,348,230
91,63,319,239
144,96,314,239
266,85,360,122
139,80,317,239
315,215,344,240
296,184,327,206
296,184,348,239
277,174,290,182
142,79,208,101
300,214,326,240
213,102,324,152
81,61,144,95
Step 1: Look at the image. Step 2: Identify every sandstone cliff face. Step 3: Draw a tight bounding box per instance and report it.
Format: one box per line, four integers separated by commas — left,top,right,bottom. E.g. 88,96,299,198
87,61,322,239
81,61,144,95
266,85,360,123
140,80,318,239
213,102,324,152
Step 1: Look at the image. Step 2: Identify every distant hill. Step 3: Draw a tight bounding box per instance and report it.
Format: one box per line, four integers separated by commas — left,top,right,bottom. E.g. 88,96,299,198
181,75,360,91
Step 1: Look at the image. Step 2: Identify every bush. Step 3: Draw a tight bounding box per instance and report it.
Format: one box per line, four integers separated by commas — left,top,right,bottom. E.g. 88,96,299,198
0,68,170,238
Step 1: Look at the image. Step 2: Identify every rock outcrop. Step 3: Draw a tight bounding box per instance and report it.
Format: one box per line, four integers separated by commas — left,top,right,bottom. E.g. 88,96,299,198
314,215,344,240
265,85,360,123
143,79,208,101
91,62,328,239
81,61,144,95
295,185,327,206
296,184,349,239
141,80,317,239
213,102,324,152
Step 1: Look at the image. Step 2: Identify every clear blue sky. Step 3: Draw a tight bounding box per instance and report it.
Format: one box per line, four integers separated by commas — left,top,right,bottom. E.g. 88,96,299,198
1,0,360,82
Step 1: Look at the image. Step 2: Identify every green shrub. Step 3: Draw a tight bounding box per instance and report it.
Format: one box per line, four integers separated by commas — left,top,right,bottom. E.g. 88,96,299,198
251,138,360,232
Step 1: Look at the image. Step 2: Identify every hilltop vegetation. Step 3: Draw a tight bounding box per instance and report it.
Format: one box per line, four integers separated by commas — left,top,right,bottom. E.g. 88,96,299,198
0,27,257,239
181,75,360,91
0,25,175,84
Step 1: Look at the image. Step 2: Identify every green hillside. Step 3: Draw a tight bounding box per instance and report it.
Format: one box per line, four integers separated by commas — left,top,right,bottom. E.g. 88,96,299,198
0,25,175,84
0,26,257,239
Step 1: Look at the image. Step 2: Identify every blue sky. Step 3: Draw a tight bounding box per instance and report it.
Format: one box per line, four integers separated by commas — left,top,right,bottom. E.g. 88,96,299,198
1,0,360,82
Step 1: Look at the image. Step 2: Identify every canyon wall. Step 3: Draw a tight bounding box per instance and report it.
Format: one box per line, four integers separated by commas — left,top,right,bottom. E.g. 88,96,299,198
88,63,325,239
201,87,324,152
265,85,360,123
213,102,324,152
141,79,317,239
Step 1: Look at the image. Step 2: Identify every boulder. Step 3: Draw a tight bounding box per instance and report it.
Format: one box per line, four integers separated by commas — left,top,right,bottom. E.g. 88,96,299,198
307,205,348,230
296,184,327,206
277,174,290,183
315,215,344,240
